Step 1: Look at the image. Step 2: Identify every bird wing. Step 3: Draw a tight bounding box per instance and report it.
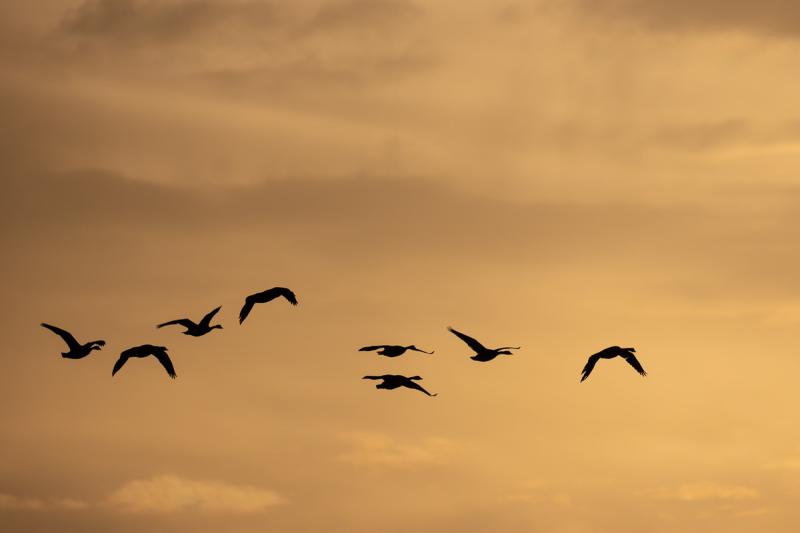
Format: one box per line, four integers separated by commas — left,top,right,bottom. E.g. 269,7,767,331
275,287,298,305
448,327,487,352
362,375,387,380
401,380,437,397
580,354,601,382
622,353,648,377
156,319,195,329
112,354,129,376
153,350,177,379
41,323,81,350
359,346,387,351
409,347,435,354
239,297,255,324
255,287,298,305
200,305,222,327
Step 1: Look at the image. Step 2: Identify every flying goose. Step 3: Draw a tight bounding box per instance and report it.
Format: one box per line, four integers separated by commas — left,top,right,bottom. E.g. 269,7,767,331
447,327,519,362
239,287,298,324
362,374,437,396
157,305,223,337
359,344,434,357
580,346,647,382
112,344,176,379
41,323,105,359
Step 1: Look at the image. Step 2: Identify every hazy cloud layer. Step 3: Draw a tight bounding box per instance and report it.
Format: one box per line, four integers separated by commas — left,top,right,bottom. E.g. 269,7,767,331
5,2,800,533
647,482,760,502
0,494,88,511
573,0,800,37
338,432,457,468
106,475,286,513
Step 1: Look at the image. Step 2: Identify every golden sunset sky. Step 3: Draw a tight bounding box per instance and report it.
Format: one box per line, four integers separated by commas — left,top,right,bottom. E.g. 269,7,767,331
3,1,800,532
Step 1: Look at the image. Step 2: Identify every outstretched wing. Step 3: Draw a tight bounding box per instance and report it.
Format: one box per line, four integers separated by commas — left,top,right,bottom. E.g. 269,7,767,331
41,323,81,351
359,345,387,352
255,287,298,305
447,327,487,352
409,347,435,354
273,287,298,305
153,350,177,379
156,319,195,329
362,375,387,380
112,354,129,376
239,297,255,324
401,379,437,397
580,354,601,382
200,306,222,327
622,353,648,377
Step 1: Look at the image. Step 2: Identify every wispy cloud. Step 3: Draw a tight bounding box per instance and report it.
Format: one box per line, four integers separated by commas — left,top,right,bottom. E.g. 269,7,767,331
0,476,285,515
647,481,760,501
502,480,573,506
572,0,800,38
105,475,286,514
0,493,89,511
338,431,458,468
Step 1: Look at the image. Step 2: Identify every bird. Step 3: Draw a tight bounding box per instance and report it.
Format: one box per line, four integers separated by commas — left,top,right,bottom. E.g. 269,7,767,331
362,375,437,397
358,344,434,357
239,287,298,324
112,344,177,379
157,305,223,337
41,323,105,359
447,327,520,362
580,346,647,382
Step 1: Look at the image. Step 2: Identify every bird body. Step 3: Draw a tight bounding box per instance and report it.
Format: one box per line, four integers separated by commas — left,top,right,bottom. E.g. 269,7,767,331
362,374,437,396
157,306,223,337
41,323,105,359
113,344,177,379
580,346,646,382
239,287,298,324
447,327,519,362
359,344,434,357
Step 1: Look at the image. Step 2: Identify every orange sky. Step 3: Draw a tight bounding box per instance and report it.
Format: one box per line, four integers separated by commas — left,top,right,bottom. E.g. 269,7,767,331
3,1,800,532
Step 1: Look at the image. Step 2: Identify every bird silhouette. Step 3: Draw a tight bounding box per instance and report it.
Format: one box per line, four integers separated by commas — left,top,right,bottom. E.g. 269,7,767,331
157,305,223,337
239,287,298,324
359,344,434,357
41,323,105,359
362,374,437,396
580,346,647,382
112,344,176,379
447,327,519,362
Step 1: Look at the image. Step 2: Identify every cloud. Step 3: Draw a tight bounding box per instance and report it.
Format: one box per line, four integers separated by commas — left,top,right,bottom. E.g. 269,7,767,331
55,0,433,85
63,0,420,43
0,493,89,511
0,476,284,515
62,0,288,43
647,482,760,501
105,475,286,514
572,0,800,38
502,480,573,506
763,456,800,470
338,432,458,468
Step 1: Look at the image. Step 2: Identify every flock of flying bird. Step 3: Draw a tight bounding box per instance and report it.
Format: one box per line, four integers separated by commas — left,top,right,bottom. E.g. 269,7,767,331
40,286,649,395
